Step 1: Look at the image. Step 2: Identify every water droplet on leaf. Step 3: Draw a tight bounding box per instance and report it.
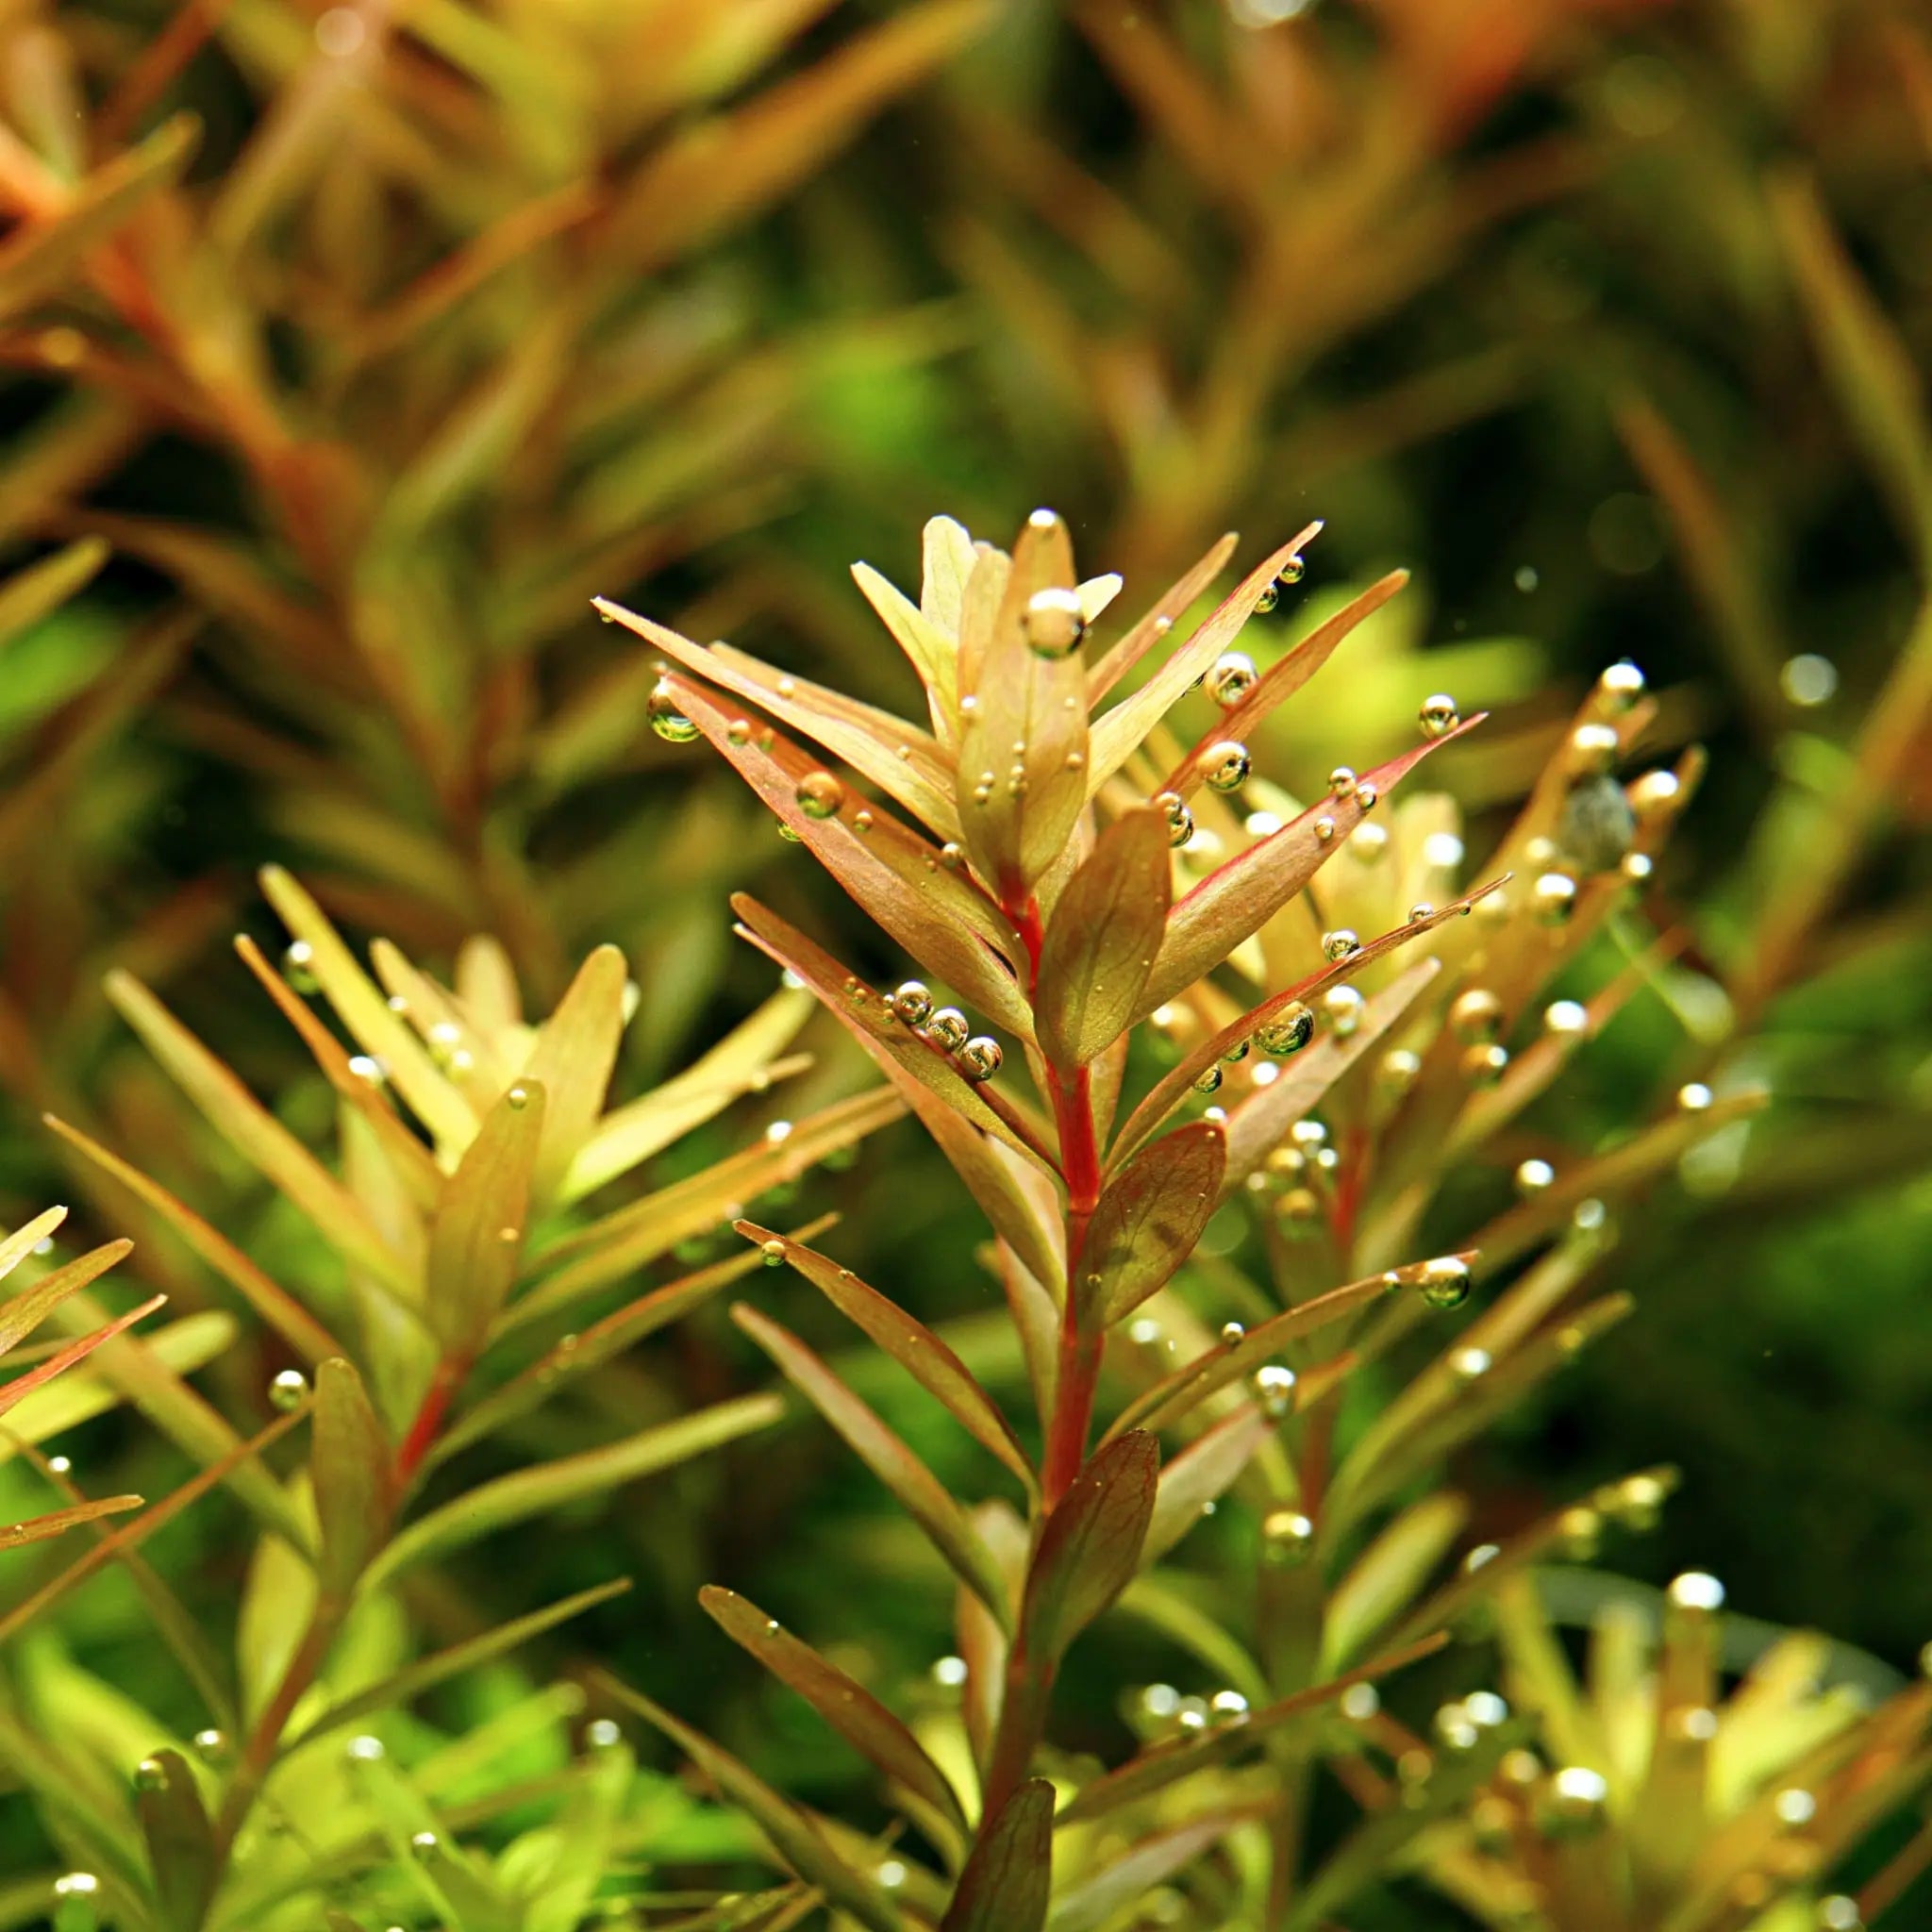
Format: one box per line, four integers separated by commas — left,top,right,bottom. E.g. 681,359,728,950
647,685,699,743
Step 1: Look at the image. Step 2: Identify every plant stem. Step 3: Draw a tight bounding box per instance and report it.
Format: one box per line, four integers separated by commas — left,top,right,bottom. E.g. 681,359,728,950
1041,1060,1100,1508
396,1354,464,1486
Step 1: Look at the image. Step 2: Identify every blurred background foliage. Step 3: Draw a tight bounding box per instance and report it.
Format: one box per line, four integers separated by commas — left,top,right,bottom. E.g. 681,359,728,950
2,0,1930,1920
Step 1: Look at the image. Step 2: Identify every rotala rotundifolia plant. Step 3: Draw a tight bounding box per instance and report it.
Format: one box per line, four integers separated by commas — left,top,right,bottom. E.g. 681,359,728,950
595,512,1932,1932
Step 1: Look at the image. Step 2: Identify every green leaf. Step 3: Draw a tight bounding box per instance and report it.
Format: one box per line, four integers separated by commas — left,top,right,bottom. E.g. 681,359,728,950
1136,718,1483,1018
311,1357,392,1597
1035,808,1171,1071
287,1579,631,1755
1141,1407,1271,1566
1021,1431,1158,1665
365,1393,781,1588
1080,1124,1224,1327
1322,1493,1469,1672
598,1675,908,1932
523,945,628,1201
941,1778,1053,1932
134,1749,215,1932
0,115,198,321
737,1222,1036,1502
734,1303,1013,1628
426,1079,545,1356
0,1234,132,1357
1047,1809,1255,1932
957,509,1089,895
700,1584,969,1844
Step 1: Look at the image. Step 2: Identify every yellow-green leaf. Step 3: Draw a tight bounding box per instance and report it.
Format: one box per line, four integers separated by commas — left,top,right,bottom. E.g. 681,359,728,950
523,946,628,1202
312,1357,391,1598
426,1079,545,1356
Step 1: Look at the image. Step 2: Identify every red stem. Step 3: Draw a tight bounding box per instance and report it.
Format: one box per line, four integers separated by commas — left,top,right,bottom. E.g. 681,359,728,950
396,1355,464,1483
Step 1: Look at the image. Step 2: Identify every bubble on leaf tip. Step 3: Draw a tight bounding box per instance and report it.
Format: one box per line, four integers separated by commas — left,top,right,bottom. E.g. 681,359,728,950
268,1369,308,1412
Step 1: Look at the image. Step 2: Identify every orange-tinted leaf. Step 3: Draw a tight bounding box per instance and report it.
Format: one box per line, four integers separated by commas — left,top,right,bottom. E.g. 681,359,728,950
737,1223,1036,1502
1141,1407,1271,1566
1055,1634,1447,1824
1085,533,1238,706
42,1115,344,1365
0,1207,66,1289
941,1778,1053,1932
1021,1430,1158,1664
0,1291,165,1422
701,1585,969,1844
918,1101,1064,1294
0,537,109,650
1080,1124,1224,1327
956,510,1088,896
731,894,1053,1169
1088,526,1319,792
1160,570,1409,800
311,1357,392,1598
734,1303,1012,1628
1137,715,1484,1015
0,1493,142,1552
664,674,1031,1034
854,558,958,739
598,1675,907,1932
426,1079,545,1355
0,1234,131,1357
1035,808,1171,1071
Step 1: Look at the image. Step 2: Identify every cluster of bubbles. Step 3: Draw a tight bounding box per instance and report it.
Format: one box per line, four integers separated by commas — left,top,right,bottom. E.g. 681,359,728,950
887,981,1001,1082
1128,1681,1255,1739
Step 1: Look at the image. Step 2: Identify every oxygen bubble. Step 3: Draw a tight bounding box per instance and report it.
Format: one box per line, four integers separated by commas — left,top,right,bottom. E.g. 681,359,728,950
1773,1788,1816,1827
281,941,319,993
1253,1363,1298,1416
891,981,934,1026
725,718,752,745
1533,872,1578,924
1222,1037,1251,1064
1464,1542,1502,1574
1350,821,1389,862
932,1655,968,1688
1818,1897,1862,1930
1781,654,1838,707
939,842,964,869
1379,1047,1421,1091
1557,1507,1601,1559
1206,653,1257,708
1623,851,1654,881
1257,1004,1315,1056
1023,586,1087,658
1339,1683,1379,1722
1322,985,1363,1037
268,1369,308,1412
192,1729,226,1759
794,771,844,820
346,1734,385,1761
1448,1345,1491,1380
1291,1120,1327,1150
925,1008,969,1053
1460,1041,1509,1087
505,1084,531,1110
1419,693,1460,738
347,1054,385,1083
1140,1683,1181,1721
1321,929,1360,962
1599,660,1646,709
1254,582,1280,615
1200,741,1251,793
1630,769,1681,817
759,1240,786,1267
1434,1704,1480,1751
1465,1690,1508,1727
1417,1257,1473,1309
1261,1508,1314,1564
1677,1082,1714,1112
53,1874,99,1899
1192,1064,1224,1095
1669,1706,1719,1743
585,1719,623,1750
1669,1571,1724,1612
1209,1689,1251,1724
1128,1318,1164,1347
133,1757,168,1792
1544,999,1589,1036
877,1858,908,1890
646,685,699,743
1541,1766,1609,1836
1515,565,1540,591
46,1455,71,1475
1244,810,1282,838
1313,815,1336,842
959,1036,1003,1080
1219,1322,1246,1344
1355,781,1379,811
1515,1158,1556,1195
1424,831,1466,870
1570,723,1620,773
410,1831,440,1856
1275,1186,1320,1226
1450,989,1504,1041
1408,902,1434,923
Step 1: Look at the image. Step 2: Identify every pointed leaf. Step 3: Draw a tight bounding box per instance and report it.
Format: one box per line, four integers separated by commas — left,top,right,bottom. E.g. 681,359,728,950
855,558,958,737
0,1235,131,1357
1081,1125,1224,1327
1085,534,1239,706
288,1579,631,1755
1021,1430,1158,1665
366,1393,781,1588
0,538,109,650
1322,1493,1469,1672
736,1223,1036,1502
0,1292,166,1422
43,1115,344,1365
524,945,628,1200
941,1778,1053,1932
312,1357,392,1597
1047,1810,1255,1932
599,1676,907,1932
956,509,1088,895
734,1303,1012,1629
426,1079,545,1355
1141,1407,1271,1566
1137,716,1484,1016
1089,526,1318,791
922,513,978,637
701,1585,969,1842
0,1207,67,1288
135,1749,215,1932
0,1494,142,1551
1035,808,1171,1070
105,970,410,1293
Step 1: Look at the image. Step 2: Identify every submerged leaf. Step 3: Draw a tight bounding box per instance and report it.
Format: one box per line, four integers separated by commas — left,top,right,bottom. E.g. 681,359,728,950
1022,1430,1158,1665
1079,1124,1224,1327
941,1778,1054,1932
426,1079,546,1355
